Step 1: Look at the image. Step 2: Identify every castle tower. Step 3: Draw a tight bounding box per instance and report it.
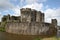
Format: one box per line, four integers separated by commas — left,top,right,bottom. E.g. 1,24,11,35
41,13,44,22
20,8,31,23
7,14,10,22
31,9,36,22
36,11,44,22
51,19,57,28
36,11,41,22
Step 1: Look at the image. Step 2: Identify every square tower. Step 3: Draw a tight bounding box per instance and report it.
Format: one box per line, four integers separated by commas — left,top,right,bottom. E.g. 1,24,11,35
20,8,31,23
36,11,44,22
31,9,36,22
51,19,57,28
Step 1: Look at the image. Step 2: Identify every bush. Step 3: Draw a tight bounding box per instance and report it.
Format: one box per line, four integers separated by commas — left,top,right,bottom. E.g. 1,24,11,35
0,27,5,32
34,37,41,40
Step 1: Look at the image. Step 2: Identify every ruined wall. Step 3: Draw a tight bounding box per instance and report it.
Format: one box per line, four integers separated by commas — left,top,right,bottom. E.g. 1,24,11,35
5,8,57,36
5,22,57,35
6,22,30,35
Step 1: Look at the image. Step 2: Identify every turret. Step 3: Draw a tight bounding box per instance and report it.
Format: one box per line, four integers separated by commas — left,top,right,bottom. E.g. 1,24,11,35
7,14,10,22
36,11,44,22
20,8,31,23
51,19,57,28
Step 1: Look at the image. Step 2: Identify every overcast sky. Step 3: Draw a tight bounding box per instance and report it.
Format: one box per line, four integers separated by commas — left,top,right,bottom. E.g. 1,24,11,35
0,0,60,25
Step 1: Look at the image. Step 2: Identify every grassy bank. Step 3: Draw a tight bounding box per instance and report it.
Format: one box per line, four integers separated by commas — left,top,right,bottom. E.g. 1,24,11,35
6,33,60,40
42,37,60,40
33,36,60,40
0,27,5,32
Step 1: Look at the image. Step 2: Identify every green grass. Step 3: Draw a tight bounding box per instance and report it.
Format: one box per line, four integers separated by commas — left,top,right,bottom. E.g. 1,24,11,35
0,21,7,32
0,27,5,32
33,36,60,40
41,36,60,40
34,37,41,40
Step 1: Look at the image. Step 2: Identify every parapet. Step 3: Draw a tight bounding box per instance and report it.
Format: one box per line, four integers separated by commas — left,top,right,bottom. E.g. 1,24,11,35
51,19,57,26
51,19,57,23
20,8,31,11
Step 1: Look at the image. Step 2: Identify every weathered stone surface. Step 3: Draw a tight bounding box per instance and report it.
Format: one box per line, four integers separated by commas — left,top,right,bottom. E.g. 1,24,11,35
5,8,57,36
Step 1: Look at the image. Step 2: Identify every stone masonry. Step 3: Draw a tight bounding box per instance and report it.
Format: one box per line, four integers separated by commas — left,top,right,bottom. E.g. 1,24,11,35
5,8,57,36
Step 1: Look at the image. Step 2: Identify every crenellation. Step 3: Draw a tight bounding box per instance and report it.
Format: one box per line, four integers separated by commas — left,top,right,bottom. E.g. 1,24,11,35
20,8,31,12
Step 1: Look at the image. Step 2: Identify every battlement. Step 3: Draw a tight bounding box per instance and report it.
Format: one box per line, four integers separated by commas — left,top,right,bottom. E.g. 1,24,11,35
20,8,31,11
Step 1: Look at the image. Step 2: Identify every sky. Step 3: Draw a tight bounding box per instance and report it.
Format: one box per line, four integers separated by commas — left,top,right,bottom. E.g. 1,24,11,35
0,0,60,25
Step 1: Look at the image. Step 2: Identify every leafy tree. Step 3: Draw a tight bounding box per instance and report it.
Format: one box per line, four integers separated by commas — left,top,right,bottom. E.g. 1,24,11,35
2,15,7,22
0,14,10,32
2,14,10,22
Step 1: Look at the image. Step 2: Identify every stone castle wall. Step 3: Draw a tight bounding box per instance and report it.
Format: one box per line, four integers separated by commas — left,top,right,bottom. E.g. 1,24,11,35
5,8,57,36
5,22,57,35
5,22,44,35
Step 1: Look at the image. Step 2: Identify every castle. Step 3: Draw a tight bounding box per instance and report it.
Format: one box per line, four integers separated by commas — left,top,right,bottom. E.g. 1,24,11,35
5,8,57,36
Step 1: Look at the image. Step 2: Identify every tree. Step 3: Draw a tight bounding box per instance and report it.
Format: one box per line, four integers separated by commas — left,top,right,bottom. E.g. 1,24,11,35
2,14,10,22
2,15,7,22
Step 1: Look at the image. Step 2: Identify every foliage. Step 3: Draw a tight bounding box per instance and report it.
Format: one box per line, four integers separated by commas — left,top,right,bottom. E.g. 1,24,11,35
0,27,5,32
0,22,6,32
2,14,10,22
42,36,60,40
2,16,7,22
0,21,7,32
34,37,41,40
33,36,60,40
1,21,7,27
0,14,10,32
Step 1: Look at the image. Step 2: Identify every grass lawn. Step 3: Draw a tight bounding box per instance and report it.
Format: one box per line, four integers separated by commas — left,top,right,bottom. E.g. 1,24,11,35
33,37,60,40
5,33,60,40
42,37,60,40
0,27,5,32
32,36,60,40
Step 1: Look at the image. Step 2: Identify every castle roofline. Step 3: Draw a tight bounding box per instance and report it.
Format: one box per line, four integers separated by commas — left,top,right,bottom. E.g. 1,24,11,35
20,8,31,11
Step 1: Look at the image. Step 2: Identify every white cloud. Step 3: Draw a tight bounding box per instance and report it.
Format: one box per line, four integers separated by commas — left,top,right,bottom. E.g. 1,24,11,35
45,5,49,9
11,0,45,16
0,0,14,11
44,8,60,25
0,0,20,16
12,6,21,16
21,0,47,4
23,3,43,11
